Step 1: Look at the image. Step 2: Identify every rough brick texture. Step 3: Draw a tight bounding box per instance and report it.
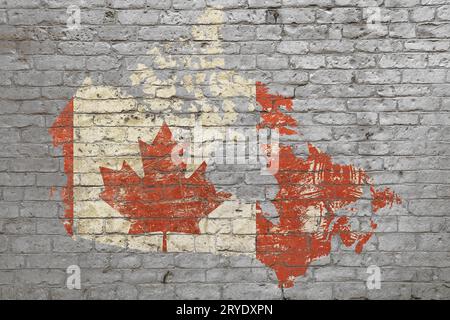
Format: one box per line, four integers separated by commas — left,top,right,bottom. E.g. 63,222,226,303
0,0,449,300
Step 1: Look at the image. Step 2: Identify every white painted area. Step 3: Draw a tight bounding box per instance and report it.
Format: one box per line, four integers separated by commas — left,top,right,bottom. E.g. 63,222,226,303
70,8,258,256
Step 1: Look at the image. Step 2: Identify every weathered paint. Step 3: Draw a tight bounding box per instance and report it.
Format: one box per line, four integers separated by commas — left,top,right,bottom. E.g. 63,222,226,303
256,82,297,136
49,99,74,236
99,123,230,252
48,7,403,287
255,88,402,288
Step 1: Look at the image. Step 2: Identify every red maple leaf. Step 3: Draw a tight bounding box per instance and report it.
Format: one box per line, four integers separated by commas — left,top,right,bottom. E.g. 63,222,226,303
99,123,230,252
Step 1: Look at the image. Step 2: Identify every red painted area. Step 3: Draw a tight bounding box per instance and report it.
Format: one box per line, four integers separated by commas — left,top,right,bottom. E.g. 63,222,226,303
371,186,402,213
256,82,298,136
49,99,74,236
100,123,231,252
50,83,402,287
255,84,402,288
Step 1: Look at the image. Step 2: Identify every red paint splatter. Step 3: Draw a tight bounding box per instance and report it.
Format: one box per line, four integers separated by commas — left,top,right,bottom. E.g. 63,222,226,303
256,82,298,136
371,186,402,213
49,99,74,236
255,84,402,288
99,123,230,252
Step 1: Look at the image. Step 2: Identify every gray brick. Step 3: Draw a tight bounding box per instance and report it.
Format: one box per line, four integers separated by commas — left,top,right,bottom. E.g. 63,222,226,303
145,0,172,9
256,25,282,40
311,70,354,84
0,55,30,70
334,282,367,300
0,236,7,252
138,284,176,299
317,8,361,24
437,5,450,20
403,69,447,83
355,39,403,53
0,271,14,285
420,113,450,126
14,71,63,86
368,283,412,300
226,9,266,24
0,71,12,85
277,41,308,54
0,255,25,269
139,26,191,41
206,268,268,282
83,270,123,285
117,10,159,25
284,25,328,40
98,26,138,41
33,56,86,70
397,97,441,111
380,113,419,125
15,269,65,285
290,55,326,69
0,10,6,24
164,269,206,283
36,173,67,187
142,254,175,268
389,23,416,38
285,0,332,6
273,70,308,84
11,236,51,253
0,173,35,186
417,23,450,38
405,40,450,51
417,233,450,251
50,288,85,300
110,254,142,268
248,0,282,7
355,70,401,84
0,128,19,143
327,55,376,69
257,55,288,69
379,234,417,251
3,219,36,234
385,0,420,7
379,54,428,68
110,0,146,8
173,0,206,9
284,282,333,299
123,269,163,284
222,25,256,41
36,218,67,235
175,284,221,300
86,56,120,71
0,41,16,54
412,283,450,299
343,25,389,39
58,42,111,55
223,283,281,299
78,253,110,269
411,7,436,22
52,236,93,253
278,8,315,24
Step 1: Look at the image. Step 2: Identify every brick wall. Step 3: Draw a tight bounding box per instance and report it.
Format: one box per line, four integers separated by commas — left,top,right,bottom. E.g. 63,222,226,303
0,0,449,300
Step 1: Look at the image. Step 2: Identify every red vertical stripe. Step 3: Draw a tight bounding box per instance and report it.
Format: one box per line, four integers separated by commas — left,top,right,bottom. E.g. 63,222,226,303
49,99,74,236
